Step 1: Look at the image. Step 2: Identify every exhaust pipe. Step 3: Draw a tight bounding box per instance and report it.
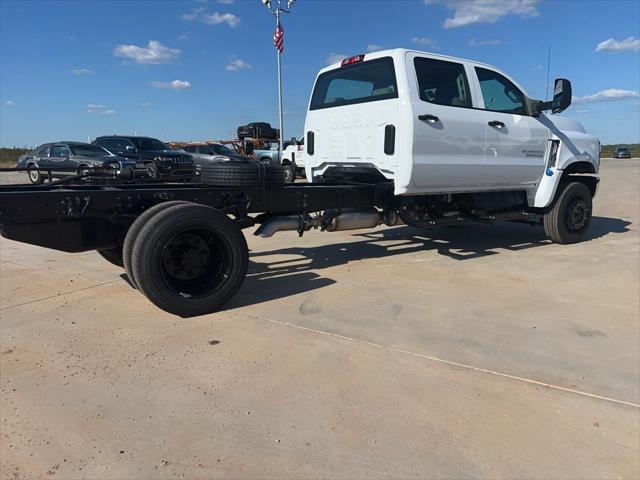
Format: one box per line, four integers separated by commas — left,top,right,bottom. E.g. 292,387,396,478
254,216,301,238
325,209,381,232
254,209,385,238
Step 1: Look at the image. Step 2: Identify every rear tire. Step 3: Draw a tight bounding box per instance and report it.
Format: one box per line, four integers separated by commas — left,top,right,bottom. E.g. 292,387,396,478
123,201,190,288
543,181,592,244
97,246,124,268
130,203,248,317
27,164,43,184
201,161,285,187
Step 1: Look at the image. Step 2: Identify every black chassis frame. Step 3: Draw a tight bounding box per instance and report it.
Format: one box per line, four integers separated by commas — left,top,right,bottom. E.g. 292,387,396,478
0,181,394,253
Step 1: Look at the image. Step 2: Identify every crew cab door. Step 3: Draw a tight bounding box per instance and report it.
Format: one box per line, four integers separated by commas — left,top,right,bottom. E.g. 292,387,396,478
409,53,485,188
474,67,548,186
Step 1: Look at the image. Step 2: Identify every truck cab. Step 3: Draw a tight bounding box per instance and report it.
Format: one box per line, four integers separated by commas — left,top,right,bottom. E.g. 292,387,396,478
304,49,600,210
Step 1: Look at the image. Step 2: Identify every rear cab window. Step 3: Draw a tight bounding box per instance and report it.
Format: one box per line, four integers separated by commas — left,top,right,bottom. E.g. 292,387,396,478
310,57,398,110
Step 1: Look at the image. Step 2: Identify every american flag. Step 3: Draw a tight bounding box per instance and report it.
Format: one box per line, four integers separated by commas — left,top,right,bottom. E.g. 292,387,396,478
273,22,284,53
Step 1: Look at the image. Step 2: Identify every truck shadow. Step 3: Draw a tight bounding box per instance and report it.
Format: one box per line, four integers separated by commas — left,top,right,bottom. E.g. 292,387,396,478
227,216,630,309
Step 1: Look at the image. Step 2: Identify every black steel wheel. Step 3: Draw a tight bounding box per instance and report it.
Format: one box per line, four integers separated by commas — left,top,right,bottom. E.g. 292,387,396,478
27,164,43,184
130,203,248,317
543,181,593,244
97,246,124,268
122,200,190,289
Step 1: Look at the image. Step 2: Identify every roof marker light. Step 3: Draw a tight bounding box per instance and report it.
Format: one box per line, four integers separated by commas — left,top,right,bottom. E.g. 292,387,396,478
341,55,365,67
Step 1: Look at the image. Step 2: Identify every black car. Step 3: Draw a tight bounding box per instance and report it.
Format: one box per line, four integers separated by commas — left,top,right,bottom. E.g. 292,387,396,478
237,122,280,141
93,136,195,179
613,146,631,159
16,141,135,184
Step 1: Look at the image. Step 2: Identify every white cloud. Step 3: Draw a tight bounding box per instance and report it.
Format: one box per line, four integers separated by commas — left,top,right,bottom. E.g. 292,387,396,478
326,53,348,65
574,108,590,113
533,64,544,71
225,59,252,71
366,44,382,52
86,104,116,115
5,100,15,106
595,36,640,52
182,6,206,20
425,0,540,29
572,89,639,104
114,40,180,64
72,68,94,75
183,8,239,27
141,101,153,107
411,37,439,49
218,0,235,3
469,37,502,46
150,80,192,90
202,12,239,27
178,34,188,40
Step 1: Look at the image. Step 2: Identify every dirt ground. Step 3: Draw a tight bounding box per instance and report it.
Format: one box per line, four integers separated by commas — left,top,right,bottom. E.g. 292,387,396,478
1,159,639,479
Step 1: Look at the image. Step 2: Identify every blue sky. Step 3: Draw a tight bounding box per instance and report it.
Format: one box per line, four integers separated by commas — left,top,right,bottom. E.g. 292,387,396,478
1,0,639,147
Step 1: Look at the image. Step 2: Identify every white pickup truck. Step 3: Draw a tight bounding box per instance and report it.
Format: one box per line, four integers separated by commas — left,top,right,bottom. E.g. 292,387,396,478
304,49,600,244
282,136,306,180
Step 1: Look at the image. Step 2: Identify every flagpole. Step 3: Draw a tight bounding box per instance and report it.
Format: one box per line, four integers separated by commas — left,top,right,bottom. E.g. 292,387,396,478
276,5,284,155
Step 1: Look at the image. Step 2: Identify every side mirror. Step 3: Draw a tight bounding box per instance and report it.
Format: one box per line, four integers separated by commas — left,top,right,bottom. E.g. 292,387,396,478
551,78,572,114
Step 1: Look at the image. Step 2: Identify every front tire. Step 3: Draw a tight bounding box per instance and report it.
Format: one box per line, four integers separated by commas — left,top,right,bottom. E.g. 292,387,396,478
543,181,593,244
130,203,248,317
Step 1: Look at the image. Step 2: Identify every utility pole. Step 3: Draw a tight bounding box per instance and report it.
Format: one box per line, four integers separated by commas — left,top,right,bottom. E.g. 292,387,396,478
261,0,296,155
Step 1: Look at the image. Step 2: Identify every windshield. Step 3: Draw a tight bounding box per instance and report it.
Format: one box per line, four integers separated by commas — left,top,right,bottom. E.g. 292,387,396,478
617,147,629,152
210,144,235,155
131,137,169,151
71,144,111,156
310,57,398,110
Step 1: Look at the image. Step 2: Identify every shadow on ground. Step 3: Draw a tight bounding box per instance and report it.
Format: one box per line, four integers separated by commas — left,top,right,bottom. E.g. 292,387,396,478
227,216,630,309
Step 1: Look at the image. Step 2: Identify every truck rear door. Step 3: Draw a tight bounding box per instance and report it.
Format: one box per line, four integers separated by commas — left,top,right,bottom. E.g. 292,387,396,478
408,53,486,189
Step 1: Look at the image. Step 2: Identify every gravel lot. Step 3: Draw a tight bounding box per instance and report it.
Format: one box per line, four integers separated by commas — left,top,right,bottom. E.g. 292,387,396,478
1,159,638,479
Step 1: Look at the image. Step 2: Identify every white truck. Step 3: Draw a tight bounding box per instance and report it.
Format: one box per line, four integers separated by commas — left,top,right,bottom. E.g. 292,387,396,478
304,49,600,244
0,48,601,317
281,136,306,180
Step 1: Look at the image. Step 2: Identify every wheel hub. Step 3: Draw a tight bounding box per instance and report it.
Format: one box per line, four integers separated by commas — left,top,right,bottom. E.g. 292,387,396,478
566,198,590,231
162,233,211,281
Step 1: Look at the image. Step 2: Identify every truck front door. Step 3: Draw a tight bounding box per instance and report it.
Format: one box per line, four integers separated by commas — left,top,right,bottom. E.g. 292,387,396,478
474,67,548,187
410,53,486,189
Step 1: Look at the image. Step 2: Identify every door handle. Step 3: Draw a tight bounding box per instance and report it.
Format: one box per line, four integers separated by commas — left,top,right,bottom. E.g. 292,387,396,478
418,114,439,123
488,120,505,128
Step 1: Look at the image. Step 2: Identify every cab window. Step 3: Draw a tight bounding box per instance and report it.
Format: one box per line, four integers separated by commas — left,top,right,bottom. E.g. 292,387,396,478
310,57,398,110
414,57,471,108
475,67,525,115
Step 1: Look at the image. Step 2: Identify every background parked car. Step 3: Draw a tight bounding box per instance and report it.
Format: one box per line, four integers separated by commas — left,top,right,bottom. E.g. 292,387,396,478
181,142,252,173
614,146,631,159
93,136,195,179
237,122,280,141
16,142,133,184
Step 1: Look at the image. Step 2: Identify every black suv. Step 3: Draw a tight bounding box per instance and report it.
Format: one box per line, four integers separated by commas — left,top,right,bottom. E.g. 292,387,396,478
237,122,280,141
93,136,195,178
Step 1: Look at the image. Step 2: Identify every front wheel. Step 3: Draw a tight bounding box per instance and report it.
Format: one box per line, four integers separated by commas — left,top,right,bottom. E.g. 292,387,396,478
145,162,159,179
543,181,593,244
130,203,249,317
